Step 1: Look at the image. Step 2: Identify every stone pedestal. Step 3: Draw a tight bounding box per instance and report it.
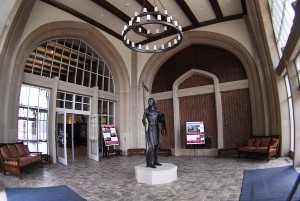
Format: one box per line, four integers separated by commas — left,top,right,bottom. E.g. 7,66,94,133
135,163,177,185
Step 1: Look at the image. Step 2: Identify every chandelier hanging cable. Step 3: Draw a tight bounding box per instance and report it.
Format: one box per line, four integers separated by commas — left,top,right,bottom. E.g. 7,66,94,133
121,0,183,53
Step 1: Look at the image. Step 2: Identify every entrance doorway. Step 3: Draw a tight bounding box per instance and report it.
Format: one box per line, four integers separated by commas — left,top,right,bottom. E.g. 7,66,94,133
56,112,89,165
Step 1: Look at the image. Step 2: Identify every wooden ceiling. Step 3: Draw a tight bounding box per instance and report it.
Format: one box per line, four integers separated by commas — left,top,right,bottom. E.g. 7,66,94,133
40,0,247,45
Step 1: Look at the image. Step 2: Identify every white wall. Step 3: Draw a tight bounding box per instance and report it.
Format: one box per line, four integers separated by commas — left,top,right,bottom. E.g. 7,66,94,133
0,0,17,52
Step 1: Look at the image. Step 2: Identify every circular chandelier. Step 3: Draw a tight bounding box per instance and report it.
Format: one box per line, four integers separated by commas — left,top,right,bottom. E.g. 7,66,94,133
121,0,183,53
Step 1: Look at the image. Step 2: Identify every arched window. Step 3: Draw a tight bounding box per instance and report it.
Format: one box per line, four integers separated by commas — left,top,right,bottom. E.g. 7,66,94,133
268,0,296,57
24,38,114,93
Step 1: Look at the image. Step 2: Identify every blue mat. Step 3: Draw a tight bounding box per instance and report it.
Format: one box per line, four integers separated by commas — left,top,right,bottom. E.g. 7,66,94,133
240,165,300,201
6,185,86,201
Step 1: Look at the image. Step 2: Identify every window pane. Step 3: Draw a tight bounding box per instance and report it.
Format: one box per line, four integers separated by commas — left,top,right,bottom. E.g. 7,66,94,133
75,95,82,103
29,87,39,107
19,107,28,118
75,103,82,110
109,102,114,116
103,101,108,114
18,120,27,140
39,89,49,109
66,93,73,101
83,104,90,111
28,109,37,119
38,121,47,141
20,85,30,105
83,97,90,104
65,101,73,109
76,68,83,85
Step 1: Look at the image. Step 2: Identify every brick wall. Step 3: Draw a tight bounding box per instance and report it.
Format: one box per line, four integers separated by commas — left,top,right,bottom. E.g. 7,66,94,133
179,94,217,148
221,89,252,148
179,74,213,89
157,99,174,148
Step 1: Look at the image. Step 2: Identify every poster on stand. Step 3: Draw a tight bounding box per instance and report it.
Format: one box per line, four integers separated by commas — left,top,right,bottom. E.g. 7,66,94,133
186,122,205,145
101,125,119,146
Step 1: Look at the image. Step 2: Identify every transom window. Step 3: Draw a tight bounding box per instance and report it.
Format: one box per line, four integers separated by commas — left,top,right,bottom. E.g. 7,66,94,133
24,38,114,93
56,91,91,112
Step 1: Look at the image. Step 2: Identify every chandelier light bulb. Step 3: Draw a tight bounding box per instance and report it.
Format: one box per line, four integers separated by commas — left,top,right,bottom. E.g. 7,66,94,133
143,8,147,13
139,44,142,49
146,45,149,51
168,42,171,47
154,7,158,12
161,44,164,49
157,15,161,21
164,10,167,14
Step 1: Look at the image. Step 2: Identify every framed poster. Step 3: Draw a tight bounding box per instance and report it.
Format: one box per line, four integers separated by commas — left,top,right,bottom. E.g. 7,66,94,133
186,122,205,145
101,125,119,146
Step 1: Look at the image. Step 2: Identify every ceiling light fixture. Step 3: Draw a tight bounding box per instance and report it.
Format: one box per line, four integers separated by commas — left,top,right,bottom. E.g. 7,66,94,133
121,0,183,53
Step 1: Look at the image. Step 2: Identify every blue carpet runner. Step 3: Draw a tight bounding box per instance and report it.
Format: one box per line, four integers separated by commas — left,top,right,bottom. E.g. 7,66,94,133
6,185,86,201
240,165,300,201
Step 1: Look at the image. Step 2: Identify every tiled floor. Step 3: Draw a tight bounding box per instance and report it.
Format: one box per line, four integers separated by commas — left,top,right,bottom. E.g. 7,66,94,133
0,148,293,201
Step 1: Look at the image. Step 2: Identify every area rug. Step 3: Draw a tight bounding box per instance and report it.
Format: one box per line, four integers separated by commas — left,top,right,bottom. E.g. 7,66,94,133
240,165,300,201
5,185,86,201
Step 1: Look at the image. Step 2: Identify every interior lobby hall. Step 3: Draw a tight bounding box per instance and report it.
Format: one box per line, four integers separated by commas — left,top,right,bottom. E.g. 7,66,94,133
0,154,294,201
0,0,300,201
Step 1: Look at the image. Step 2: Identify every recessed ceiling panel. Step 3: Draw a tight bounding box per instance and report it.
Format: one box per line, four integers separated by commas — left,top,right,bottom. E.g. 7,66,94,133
56,0,125,35
148,0,191,27
218,0,243,17
107,0,142,19
185,0,216,22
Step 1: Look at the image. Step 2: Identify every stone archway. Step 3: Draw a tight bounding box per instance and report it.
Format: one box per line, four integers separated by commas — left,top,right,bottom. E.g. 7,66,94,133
139,31,265,139
172,69,222,156
10,21,130,149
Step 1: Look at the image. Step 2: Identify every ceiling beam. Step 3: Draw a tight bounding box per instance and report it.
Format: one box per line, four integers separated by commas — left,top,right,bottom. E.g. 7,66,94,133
40,0,121,40
175,0,199,25
91,0,130,23
241,0,248,15
209,0,223,19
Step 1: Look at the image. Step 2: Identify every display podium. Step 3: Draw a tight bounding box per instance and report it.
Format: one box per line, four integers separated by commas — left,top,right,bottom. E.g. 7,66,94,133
135,163,177,185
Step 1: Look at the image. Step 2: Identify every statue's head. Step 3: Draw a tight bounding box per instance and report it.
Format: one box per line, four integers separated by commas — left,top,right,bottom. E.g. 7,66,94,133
148,98,155,106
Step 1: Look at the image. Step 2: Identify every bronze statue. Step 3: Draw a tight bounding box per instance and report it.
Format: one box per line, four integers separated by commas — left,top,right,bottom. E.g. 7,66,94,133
142,98,166,168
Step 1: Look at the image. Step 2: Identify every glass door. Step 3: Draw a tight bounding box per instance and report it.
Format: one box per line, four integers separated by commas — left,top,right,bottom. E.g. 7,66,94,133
56,111,67,165
88,114,99,161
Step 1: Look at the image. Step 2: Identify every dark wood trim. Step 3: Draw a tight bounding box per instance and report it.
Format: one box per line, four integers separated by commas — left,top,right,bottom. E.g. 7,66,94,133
241,0,248,15
175,0,199,25
40,0,122,40
209,0,223,19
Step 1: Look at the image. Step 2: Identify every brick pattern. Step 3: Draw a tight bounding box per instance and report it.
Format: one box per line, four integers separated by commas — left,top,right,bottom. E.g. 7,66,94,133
179,75,213,89
157,99,175,148
221,89,252,148
179,94,217,148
